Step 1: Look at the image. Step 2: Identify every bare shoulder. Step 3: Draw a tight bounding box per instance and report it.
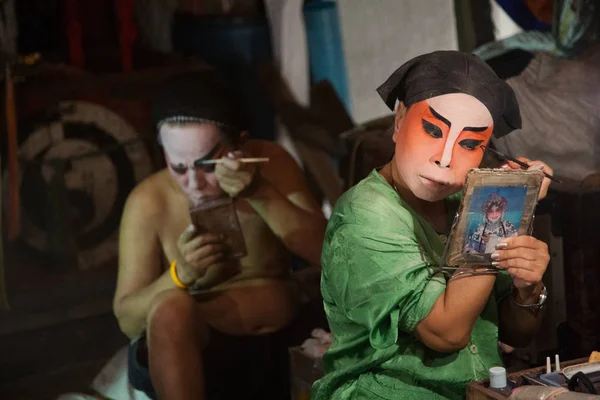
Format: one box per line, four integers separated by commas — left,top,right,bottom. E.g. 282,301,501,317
243,139,301,177
242,139,317,205
243,139,294,160
123,169,170,221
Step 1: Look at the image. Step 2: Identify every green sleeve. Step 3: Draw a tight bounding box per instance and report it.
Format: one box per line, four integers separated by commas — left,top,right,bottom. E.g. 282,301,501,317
322,211,446,350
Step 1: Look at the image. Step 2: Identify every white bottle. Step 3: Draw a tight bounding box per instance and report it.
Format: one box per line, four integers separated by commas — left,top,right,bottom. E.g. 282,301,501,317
489,366,512,396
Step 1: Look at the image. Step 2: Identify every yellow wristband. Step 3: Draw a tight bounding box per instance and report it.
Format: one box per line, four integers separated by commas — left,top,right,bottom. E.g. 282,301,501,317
170,260,189,289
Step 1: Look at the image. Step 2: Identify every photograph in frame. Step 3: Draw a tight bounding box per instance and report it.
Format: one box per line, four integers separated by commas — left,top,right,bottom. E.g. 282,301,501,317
444,169,544,267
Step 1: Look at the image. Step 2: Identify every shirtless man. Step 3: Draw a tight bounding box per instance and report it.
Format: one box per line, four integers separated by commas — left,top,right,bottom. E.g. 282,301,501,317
113,71,327,400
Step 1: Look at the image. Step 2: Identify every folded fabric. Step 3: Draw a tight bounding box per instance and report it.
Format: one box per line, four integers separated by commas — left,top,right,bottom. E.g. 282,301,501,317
91,345,151,400
301,328,333,359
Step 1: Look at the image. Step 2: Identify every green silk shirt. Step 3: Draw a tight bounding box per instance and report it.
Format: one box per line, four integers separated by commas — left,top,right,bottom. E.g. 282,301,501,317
312,170,513,400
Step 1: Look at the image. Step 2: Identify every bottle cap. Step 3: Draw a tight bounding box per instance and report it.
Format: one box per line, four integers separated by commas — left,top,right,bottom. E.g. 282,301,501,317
489,366,507,388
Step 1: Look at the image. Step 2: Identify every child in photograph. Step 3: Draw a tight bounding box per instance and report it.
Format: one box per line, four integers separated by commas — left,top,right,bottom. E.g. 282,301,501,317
466,192,518,254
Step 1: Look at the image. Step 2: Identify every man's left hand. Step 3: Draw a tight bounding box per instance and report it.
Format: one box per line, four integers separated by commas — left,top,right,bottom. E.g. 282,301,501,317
501,157,553,201
215,151,259,198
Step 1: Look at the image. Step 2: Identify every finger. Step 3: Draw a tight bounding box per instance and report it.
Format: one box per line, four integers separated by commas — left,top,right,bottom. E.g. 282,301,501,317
493,257,546,277
189,247,227,267
497,236,547,251
184,238,227,256
501,157,529,170
217,155,242,171
217,171,250,186
527,159,553,176
216,179,242,196
178,224,197,244
492,247,537,262
186,242,228,262
216,174,246,194
215,166,252,186
526,159,553,200
216,165,251,181
184,232,225,249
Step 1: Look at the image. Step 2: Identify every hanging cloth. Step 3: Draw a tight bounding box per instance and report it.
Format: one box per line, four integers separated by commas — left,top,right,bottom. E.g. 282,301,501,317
553,0,600,56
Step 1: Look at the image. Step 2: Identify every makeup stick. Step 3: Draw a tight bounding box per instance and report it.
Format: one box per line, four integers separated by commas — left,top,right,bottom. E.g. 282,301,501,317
546,357,551,374
483,146,562,184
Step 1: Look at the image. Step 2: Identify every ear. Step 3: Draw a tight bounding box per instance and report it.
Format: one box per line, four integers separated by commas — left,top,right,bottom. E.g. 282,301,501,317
392,102,407,143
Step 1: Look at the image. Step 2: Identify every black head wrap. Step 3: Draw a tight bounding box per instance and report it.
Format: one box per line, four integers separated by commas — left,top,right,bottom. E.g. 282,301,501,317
376,50,521,137
152,70,246,135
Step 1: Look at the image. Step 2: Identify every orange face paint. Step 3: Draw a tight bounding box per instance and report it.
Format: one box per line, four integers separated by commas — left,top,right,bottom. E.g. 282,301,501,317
392,93,493,201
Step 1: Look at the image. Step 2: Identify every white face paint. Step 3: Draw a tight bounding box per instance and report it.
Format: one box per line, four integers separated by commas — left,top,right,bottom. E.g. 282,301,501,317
427,93,493,168
160,122,227,205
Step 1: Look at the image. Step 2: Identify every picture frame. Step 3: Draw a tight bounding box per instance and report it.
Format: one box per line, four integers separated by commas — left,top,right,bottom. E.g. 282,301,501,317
444,168,544,267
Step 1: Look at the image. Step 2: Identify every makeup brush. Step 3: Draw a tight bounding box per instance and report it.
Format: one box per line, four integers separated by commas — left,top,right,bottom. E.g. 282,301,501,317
483,146,562,184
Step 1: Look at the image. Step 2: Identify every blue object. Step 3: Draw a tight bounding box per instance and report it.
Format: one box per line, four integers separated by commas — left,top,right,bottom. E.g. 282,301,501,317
495,0,551,32
304,1,352,114
172,15,276,141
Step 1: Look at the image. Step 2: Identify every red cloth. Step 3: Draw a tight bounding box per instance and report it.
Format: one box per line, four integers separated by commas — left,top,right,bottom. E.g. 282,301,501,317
116,0,136,71
65,0,84,67
524,0,553,24
64,0,137,71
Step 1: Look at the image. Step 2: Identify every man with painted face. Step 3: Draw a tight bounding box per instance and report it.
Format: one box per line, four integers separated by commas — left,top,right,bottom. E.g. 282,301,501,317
312,51,553,400
113,71,327,400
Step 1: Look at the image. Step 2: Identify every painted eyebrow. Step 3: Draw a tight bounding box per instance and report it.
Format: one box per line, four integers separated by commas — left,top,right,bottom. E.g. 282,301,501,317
429,106,489,132
193,142,222,164
463,126,489,132
429,106,451,127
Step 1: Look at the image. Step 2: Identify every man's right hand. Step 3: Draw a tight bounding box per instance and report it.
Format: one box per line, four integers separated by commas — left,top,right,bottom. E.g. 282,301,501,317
176,224,228,286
